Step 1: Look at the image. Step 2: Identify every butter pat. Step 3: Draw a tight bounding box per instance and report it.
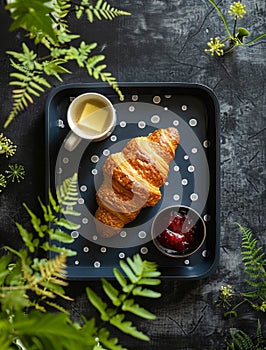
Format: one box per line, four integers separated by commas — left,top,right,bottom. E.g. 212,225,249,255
78,102,109,133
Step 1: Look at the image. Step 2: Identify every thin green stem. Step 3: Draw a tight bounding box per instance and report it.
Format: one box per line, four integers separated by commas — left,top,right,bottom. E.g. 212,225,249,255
243,33,266,46
223,42,238,54
220,36,231,43
207,0,233,38
233,18,237,37
231,299,246,311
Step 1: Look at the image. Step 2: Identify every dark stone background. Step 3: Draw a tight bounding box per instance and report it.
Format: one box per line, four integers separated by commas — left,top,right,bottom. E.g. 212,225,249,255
0,0,265,349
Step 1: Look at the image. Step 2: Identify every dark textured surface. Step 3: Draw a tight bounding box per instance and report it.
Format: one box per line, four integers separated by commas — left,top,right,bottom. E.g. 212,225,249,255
0,0,265,349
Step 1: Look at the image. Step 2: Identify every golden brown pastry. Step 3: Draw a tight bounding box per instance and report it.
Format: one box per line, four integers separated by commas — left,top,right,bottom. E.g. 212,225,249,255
94,127,180,237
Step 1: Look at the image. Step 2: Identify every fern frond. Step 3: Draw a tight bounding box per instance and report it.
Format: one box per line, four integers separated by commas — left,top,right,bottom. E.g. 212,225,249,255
132,286,161,298
15,223,39,253
48,229,74,243
4,46,51,128
98,327,126,350
113,268,127,289
119,259,139,284
101,278,121,307
15,174,79,258
236,223,266,303
45,300,70,314
87,254,160,344
5,0,57,42
38,253,67,280
23,203,47,238
51,0,71,25
226,320,266,350
86,287,110,321
54,217,80,231
122,299,156,319
256,319,265,345
41,242,77,257
227,328,254,350
110,314,149,341
86,55,124,101
56,173,79,207
75,0,131,23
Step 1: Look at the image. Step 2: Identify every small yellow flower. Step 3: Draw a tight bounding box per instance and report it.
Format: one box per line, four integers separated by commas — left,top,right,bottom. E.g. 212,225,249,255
0,174,7,192
204,37,225,56
228,2,246,19
5,164,25,183
220,285,233,298
254,301,266,312
215,285,234,308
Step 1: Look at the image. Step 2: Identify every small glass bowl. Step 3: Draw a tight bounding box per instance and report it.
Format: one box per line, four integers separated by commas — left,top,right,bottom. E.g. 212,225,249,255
151,205,206,258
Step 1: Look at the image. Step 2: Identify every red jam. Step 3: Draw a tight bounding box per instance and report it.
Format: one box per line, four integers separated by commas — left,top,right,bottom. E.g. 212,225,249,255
157,213,196,252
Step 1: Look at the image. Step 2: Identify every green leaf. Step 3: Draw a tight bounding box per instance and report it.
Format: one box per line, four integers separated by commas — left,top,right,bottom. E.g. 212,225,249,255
113,268,127,289
0,333,12,350
86,287,110,322
42,59,70,80
49,229,74,244
56,173,79,207
13,311,90,349
122,299,156,319
133,286,161,298
0,253,12,284
101,278,122,307
237,27,250,38
87,55,105,70
1,290,30,312
49,190,60,213
110,314,149,341
4,261,23,287
40,280,66,297
98,328,126,350
61,208,81,217
41,242,77,257
38,197,55,223
86,9,94,23
15,223,37,253
142,270,161,278
6,0,57,43
23,203,45,237
55,217,80,230
119,260,138,284
138,278,161,286
126,254,142,276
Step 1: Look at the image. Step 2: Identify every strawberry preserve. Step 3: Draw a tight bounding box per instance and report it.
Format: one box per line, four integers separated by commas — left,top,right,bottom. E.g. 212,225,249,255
157,211,197,253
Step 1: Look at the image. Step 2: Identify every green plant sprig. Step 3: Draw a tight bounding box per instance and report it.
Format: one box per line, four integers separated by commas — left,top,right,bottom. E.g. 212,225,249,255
86,254,161,347
0,133,25,192
215,224,266,349
4,0,131,128
0,173,161,349
0,133,16,158
216,223,266,317
205,1,266,56
0,173,81,315
226,319,266,350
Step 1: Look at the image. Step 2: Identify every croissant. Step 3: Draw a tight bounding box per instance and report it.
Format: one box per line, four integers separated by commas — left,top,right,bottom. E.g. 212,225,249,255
94,127,180,237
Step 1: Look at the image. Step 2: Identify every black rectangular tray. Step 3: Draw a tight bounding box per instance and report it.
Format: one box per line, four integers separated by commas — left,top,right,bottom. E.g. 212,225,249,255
45,82,220,280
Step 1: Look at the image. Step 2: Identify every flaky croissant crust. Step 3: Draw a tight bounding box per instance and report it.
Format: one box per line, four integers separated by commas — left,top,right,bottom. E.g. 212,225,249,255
95,127,180,237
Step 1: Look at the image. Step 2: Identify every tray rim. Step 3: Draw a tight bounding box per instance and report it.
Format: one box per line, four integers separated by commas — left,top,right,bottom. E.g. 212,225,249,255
45,81,221,280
